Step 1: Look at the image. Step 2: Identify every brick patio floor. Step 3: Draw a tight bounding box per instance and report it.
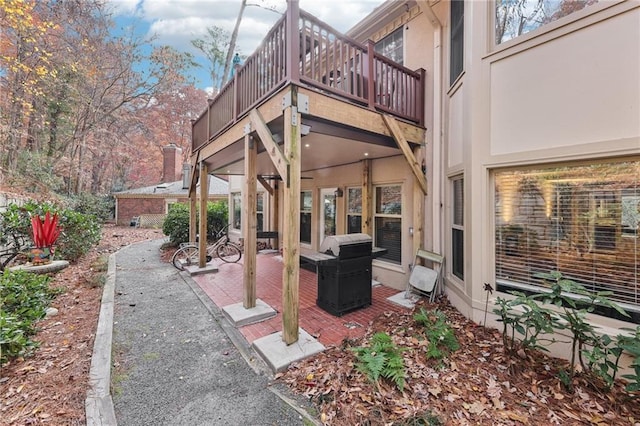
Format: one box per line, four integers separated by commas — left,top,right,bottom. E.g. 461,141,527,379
190,252,409,347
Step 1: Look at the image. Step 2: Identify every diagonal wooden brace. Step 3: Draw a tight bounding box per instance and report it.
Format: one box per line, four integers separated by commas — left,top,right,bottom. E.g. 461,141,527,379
249,109,289,182
382,114,428,195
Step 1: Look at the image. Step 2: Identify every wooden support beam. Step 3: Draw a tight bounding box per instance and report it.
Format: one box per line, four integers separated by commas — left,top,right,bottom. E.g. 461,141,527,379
297,87,425,143
382,114,428,195
272,181,279,251
257,175,274,196
413,161,425,259
282,104,301,345
198,162,208,268
188,150,200,197
243,134,257,309
189,194,197,244
361,159,372,236
249,109,289,180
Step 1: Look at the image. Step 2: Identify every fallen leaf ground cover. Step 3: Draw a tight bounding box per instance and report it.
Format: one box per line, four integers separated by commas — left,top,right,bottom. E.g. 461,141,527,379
278,299,640,425
0,225,162,425
2,226,638,425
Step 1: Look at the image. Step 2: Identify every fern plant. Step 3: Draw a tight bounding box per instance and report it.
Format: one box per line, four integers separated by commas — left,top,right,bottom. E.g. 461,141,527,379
351,332,406,391
414,308,460,361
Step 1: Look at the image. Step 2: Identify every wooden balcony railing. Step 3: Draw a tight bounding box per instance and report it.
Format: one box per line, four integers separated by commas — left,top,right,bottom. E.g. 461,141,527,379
193,2,425,152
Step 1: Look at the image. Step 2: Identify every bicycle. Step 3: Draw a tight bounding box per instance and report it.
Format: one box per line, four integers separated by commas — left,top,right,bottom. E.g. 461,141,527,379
171,224,242,270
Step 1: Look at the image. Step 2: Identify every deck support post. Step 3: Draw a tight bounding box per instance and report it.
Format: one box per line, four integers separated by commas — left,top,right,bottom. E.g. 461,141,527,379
243,132,257,309
189,196,197,244
272,181,280,251
188,151,200,244
361,159,372,236
282,93,301,345
413,146,425,258
198,162,209,268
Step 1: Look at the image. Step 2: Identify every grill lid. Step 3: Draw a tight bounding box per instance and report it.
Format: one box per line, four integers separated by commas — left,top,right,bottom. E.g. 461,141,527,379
319,233,372,256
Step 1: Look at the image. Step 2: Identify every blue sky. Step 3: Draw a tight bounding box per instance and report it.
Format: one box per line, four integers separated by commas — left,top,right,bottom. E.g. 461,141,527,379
107,0,385,92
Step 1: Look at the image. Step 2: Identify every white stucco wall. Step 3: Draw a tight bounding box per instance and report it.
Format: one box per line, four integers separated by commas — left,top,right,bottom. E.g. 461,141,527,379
490,8,640,156
438,1,640,331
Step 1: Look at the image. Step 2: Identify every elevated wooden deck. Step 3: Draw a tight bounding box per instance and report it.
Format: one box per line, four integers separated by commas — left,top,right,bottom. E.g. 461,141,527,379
191,2,425,154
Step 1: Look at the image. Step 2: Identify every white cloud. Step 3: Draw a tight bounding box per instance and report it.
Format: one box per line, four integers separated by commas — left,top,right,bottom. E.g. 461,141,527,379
108,0,143,15
107,0,384,87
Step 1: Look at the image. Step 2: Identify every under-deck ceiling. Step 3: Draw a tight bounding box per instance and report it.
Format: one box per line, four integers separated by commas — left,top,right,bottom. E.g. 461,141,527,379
204,117,413,177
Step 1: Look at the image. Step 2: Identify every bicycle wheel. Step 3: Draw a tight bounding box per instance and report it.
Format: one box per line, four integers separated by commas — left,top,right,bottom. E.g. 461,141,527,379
216,242,241,263
172,245,199,270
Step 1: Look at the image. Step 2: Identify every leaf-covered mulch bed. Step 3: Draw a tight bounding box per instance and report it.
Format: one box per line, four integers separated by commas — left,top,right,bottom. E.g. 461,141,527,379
277,299,640,425
0,225,163,425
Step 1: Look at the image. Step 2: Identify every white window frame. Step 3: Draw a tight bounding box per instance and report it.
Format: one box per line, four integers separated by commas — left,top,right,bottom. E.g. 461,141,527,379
346,187,362,234
451,176,464,281
373,184,402,265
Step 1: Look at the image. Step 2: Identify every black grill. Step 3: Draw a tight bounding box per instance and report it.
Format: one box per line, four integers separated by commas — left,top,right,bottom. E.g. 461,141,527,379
316,234,373,316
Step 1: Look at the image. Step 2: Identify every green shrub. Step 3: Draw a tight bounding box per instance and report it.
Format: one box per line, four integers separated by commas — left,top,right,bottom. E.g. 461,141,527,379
493,292,558,355
351,332,406,391
207,200,228,235
163,203,190,245
0,269,58,364
0,201,101,262
0,204,32,266
162,201,229,246
494,271,638,392
64,193,114,222
618,327,640,393
56,209,101,261
536,271,629,389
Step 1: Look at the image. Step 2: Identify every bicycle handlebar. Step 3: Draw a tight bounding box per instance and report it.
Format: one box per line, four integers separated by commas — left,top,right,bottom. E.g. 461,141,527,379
213,223,232,239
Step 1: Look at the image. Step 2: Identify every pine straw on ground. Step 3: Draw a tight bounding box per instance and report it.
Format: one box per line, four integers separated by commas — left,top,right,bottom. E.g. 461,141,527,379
277,299,640,426
0,225,163,426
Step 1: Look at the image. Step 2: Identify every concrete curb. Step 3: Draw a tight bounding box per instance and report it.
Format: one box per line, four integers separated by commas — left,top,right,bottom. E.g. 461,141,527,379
85,253,117,425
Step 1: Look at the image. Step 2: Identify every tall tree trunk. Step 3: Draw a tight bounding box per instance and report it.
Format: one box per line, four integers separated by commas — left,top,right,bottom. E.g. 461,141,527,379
220,0,247,91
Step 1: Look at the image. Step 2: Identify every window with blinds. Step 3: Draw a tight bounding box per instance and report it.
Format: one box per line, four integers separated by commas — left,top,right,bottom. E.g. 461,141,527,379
231,192,263,232
347,187,362,234
494,159,640,321
301,191,312,244
452,177,464,280
374,185,402,264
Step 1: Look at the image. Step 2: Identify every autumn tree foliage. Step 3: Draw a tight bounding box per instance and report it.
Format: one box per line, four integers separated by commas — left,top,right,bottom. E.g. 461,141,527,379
0,0,207,195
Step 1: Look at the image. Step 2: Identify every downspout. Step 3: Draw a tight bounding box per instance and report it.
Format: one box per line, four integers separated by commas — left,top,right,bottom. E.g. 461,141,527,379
423,2,444,255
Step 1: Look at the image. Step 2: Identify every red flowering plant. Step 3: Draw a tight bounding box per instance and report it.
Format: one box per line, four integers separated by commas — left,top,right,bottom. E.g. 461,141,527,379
29,212,61,264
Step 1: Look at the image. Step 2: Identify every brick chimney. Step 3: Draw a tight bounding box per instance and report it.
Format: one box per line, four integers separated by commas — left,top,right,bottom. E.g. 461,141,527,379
162,143,183,183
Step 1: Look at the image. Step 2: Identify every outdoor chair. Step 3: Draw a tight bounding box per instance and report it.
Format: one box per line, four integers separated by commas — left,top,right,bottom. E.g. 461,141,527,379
406,248,444,303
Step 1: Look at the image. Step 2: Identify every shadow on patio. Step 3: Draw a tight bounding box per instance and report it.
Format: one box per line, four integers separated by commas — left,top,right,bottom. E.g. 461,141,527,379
190,252,410,348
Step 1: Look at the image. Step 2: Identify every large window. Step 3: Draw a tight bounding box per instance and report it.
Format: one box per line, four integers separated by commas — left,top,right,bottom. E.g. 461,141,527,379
374,185,402,264
450,0,464,85
301,191,312,244
231,192,264,231
495,0,600,45
375,27,403,65
452,177,464,280
232,192,241,230
494,159,640,321
257,194,264,232
347,187,362,234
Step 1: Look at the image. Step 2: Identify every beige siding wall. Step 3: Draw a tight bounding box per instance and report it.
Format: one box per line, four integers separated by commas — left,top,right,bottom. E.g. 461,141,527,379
300,157,418,289
489,8,640,157
434,0,640,333
233,156,419,290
